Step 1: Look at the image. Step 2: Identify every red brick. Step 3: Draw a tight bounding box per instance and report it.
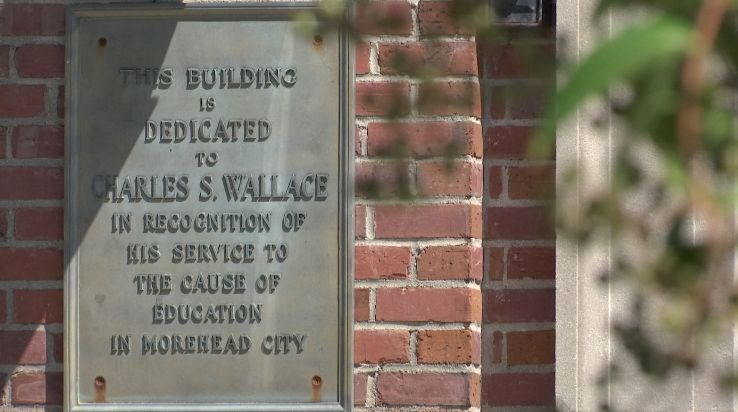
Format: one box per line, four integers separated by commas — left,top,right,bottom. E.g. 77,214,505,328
11,372,63,405
482,373,554,406
0,4,65,36
508,165,554,200
417,161,481,197
356,42,370,75
377,372,476,406
367,121,482,157
13,290,63,324
510,84,549,119
0,167,63,199
354,373,368,406
488,85,507,119
0,85,46,118
0,248,62,281
489,330,503,364
488,165,502,199
15,207,63,240
0,126,5,158
417,329,480,364
355,204,367,239
0,46,9,78
487,247,504,280
0,208,7,240
507,330,555,365
375,204,481,239
356,160,410,198
355,330,409,363
378,41,477,76
15,44,64,78
483,289,555,323
508,247,554,279
0,291,5,323
417,1,475,36
485,126,535,159
483,43,555,79
355,288,370,321
356,82,411,117
376,288,480,322
356,245,411,280
417,245,481,281
486,207,553,240
356,1,413,36
418,81,481,117
0,330,46,364
11,125,64,158
53,333,63,362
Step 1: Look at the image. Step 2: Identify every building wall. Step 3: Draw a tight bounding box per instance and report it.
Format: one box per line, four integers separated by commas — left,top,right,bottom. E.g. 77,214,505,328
0,0,556,410
479,22,556,411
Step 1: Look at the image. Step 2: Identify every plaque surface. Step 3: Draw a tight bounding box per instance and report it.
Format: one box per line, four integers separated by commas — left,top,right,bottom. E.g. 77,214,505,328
65,4,353,411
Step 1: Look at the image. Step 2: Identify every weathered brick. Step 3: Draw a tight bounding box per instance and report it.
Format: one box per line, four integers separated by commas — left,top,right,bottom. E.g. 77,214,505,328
417,329,480,364
0,126,6,158
355,330,409,363
374,204,482,239
0,208,7,241
482,372,554,406
418,81,481,117
11,372,63,405
0,4,65,36
485,126,536,159
508,247,554,279
11,125,64,158
486,207,553,240
354,373,368,406
15,207,64,241
483,43,555,79
487,85,507,119
0,46,9,78
378,41,477,76
356,1,413,35
356,42,370,75
488,165,502,199
367,121,482,158
483,289,555,323
356,160,410,198
356,82,411,117
417,1,475,36
376,288,480,322
0,167,63,200
355,204,367,239
487,247,504,280
507,330,555,365
57,85,65,118
377,372,477,406
13,290,63,324
355,288,370,322
0,85,46,118
508,165,554,200
417,245,481,281
0,248,62,281
15,44,64,78
0,291,5,323
355,245,411,280
416,161,482,197
0,330,46,364
509,83,549,119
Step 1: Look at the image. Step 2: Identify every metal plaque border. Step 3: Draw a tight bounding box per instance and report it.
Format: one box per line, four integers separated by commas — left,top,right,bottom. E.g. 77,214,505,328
64,3,354,411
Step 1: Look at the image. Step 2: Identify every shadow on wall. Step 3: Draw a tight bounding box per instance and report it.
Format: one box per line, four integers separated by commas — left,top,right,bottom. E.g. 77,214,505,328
0,1,178,409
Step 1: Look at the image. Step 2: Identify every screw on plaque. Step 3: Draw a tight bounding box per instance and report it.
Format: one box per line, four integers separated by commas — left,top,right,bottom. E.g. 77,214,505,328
311,375,322,402
94,376,106,403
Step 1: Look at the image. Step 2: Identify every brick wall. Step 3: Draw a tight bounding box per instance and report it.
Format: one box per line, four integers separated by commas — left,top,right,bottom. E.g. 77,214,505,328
354,0,483,409
0,2,66,408
480,24,557,410
0,1,557,410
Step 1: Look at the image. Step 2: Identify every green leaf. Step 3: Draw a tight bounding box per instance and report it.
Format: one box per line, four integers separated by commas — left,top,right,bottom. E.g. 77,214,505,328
531,15,692,158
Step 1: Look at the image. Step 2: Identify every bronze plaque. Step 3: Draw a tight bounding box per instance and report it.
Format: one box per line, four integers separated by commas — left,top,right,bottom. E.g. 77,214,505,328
65,4,353,411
